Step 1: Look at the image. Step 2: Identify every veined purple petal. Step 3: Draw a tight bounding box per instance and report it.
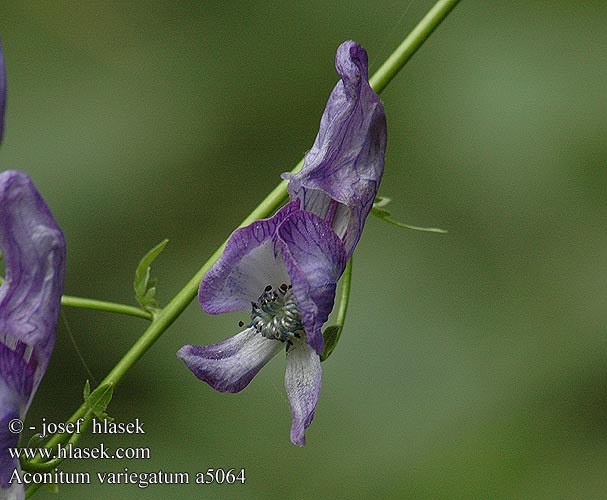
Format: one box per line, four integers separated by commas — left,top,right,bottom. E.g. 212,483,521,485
285,340,321,446
282,41,387,257
0,170,66,498
275,210,347,355
0,38,6,143
177,328,282,393
0,171,66,370
199,200,300,315
0,409,21,498
0,341,35,494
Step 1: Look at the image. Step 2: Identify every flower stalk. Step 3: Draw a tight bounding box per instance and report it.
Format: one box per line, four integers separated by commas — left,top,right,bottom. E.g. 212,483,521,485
0,276,153,321
370,0,461,94
60,296,154,321
321,257,353,362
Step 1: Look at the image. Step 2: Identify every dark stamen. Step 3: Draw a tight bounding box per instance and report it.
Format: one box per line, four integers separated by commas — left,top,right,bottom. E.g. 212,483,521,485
249,284,303,343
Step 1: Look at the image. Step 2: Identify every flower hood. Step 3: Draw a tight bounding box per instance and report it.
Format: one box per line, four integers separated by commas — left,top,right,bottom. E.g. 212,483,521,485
283,40,387,258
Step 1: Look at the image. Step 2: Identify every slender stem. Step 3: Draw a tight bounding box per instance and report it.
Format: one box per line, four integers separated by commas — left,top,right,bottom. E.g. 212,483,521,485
25,175,294,500
33,170,297,457
61,295,154,321
0,275,153,321
22,413,93,472
369,0,461,94
23,414,94,497
25,2,462,494
321,257,352,361
335,257,353,329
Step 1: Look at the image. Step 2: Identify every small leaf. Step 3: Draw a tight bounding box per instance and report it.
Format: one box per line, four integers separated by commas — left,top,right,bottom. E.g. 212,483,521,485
134,239,168,308
26,433,45,448
85,383,114,420
371,201,447,234
83,380,91,400
371,206,392,219
321,325,343,362
373,196,392,208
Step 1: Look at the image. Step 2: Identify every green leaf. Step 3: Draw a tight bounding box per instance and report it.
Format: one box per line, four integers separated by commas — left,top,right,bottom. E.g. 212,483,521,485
134,239,169,308
371,198,447,234
321,325,343,362
373,196,392,208
85,383,114,421
371,206,392,219
83,380,91,400
26,433,45,448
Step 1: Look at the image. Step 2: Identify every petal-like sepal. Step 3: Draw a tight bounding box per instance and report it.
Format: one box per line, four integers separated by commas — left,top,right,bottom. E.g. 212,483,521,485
0,409,22,499
275,211,347,355
0,171,66,370
283,41,387,257
0,39,6,144
0,170,66,497
0,344,34,496
285,340,322,446
177,328,282,393
199,200,299,315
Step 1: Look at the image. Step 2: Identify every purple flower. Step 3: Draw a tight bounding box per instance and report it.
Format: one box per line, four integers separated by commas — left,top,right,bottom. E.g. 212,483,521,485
0,171,66,500
282,40,387,258
178,41,386,446
0,38,7,143
179,200,347,446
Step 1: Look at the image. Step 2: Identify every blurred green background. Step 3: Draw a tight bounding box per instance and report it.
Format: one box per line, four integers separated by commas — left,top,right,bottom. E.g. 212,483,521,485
1,1,606,498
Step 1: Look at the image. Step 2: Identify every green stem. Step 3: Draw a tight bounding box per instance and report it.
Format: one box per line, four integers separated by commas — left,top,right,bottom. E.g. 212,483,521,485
61,295,154,321
23,414,95,498
369,0,461,93
22,413,93,472
31,168,296,455
24,174,295,500
335,257,353,330
321,257,352,361
0,275,154,321
25,2,461,495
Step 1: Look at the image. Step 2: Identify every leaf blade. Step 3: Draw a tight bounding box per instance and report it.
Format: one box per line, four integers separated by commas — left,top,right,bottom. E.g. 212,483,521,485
370,199,447,234
134,239,169,308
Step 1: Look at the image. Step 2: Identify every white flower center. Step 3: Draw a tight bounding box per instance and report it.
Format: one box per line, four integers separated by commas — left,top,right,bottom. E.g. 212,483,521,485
247,284,304,345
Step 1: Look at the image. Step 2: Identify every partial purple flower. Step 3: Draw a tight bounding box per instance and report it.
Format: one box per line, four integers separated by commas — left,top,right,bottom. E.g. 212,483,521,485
282,40,387,258
0,38,7,143
178,200,347,445
180,41,385,446
0,171,66,500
